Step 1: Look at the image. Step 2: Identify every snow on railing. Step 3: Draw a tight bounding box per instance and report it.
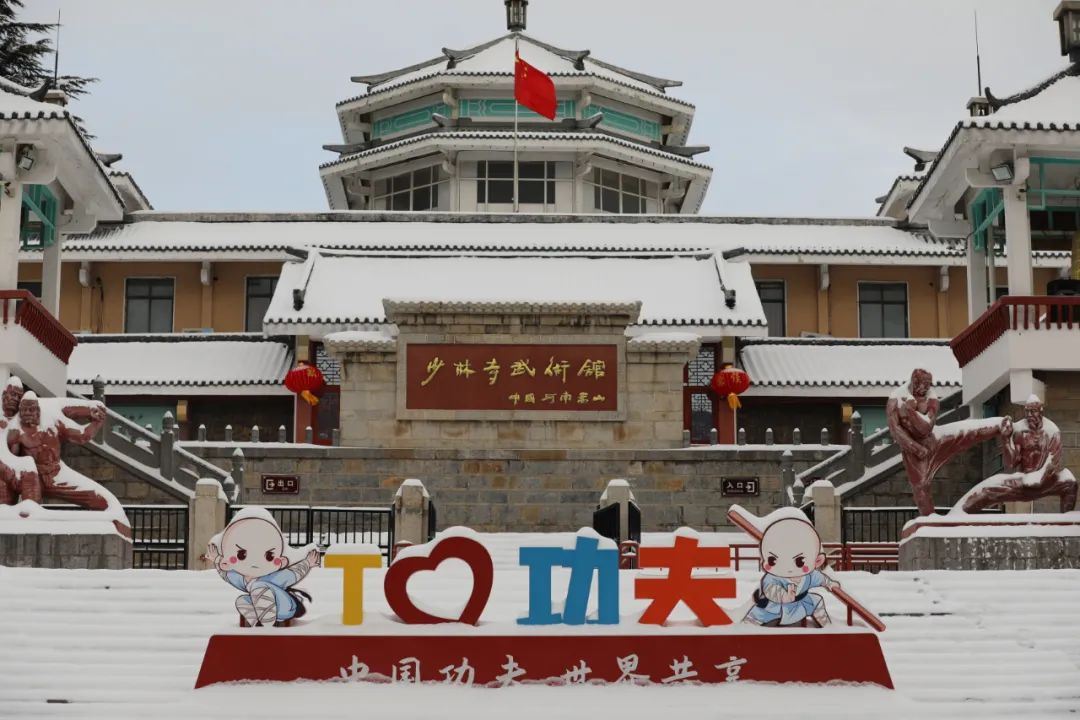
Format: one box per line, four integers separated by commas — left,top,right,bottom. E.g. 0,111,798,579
0,289,78,363
951,295,1080,367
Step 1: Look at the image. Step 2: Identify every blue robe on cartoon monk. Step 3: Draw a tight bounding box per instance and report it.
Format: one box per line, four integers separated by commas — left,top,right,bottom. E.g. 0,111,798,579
221,566,308,622
747,570,828,625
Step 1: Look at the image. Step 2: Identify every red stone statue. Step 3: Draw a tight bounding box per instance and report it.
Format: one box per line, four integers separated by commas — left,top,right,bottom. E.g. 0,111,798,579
0,376,124,518
958,396,1079,514
886,369,1002,515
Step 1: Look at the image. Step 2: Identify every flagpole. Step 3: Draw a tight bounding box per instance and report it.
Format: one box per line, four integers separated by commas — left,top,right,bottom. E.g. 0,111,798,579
513,34,520,214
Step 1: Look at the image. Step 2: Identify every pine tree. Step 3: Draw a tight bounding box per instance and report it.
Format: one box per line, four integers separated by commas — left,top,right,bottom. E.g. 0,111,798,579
0,0,95,131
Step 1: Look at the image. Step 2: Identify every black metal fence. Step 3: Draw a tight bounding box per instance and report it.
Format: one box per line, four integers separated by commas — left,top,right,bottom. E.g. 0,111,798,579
842,506,1004,543
229,505,395,561
127,505,189,569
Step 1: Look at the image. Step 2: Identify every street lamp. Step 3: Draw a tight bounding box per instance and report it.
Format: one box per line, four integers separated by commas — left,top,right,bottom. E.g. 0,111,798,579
1055,1,1080,62
505,0,528,32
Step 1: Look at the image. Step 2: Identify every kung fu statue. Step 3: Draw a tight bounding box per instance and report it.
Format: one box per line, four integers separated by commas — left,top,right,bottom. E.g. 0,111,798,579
886,369,1079,516
956,395,1078,514
0,375,126,523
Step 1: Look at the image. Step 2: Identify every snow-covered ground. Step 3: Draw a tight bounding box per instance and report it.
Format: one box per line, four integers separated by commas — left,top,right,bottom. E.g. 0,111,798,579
1,532,1079,719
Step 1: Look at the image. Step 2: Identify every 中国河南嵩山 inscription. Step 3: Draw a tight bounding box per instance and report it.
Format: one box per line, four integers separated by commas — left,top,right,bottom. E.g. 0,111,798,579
405,344,618,412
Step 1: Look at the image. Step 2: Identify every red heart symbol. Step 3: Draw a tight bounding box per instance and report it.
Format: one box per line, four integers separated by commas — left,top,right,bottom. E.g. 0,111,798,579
384,536,493,625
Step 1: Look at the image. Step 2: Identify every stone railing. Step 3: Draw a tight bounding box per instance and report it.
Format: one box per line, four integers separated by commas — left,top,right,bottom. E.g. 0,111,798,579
0,289,78,363
951,296,1080,367
792,390,966,506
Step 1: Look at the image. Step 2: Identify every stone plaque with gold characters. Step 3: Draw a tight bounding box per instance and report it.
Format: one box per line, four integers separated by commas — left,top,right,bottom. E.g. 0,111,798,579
405,343,618,412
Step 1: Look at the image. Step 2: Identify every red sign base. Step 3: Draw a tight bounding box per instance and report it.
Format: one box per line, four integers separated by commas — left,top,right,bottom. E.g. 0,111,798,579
195,630,893,689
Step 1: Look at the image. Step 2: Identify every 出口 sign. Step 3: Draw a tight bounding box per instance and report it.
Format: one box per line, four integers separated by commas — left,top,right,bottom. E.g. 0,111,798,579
262,475,299,495
405,343,618,412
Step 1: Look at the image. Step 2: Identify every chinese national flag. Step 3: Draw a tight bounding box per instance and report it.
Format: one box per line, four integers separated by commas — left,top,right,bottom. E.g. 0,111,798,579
514,51,557,120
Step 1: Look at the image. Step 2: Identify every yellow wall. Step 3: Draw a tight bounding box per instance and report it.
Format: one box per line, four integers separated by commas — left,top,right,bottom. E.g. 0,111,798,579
22,261,287,334
15,258,1066,339
210,262,284,331
749,265,820,336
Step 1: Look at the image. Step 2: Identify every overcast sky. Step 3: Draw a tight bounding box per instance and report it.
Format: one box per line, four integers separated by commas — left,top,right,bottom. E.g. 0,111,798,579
25,0,1068,217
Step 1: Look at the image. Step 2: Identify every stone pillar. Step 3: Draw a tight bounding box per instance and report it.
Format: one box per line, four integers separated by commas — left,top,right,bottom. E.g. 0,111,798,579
0,147,21,290
159,411,175,480
41,237,61,315
188,479,227,570
1004,182,1034,296
393,478,431,546
228,448,244,503
811,480,842,544
599,478,636,543
780,450,795,506
847,412,865,480
966,227,990,322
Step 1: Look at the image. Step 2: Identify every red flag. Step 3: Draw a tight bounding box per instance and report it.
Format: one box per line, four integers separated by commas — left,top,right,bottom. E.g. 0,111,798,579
514,51,557,120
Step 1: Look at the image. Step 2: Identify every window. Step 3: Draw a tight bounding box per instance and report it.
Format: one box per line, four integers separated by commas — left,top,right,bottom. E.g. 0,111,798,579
587,168,659,214
245,277,278,332
372,166,446,211
475,161,556,206
125,278,174,334
683,344,719,444
858,283,908,338
16,281,42,299
755,281,786,336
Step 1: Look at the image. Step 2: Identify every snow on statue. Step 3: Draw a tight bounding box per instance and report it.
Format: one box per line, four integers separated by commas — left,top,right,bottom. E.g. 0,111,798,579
956,395,1078,514
209,508,319,627
743,517,840,628
0,375,126,525
886,368,1003,515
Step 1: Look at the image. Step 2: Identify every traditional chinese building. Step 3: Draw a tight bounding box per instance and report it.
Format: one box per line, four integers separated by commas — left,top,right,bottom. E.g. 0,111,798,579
2,1,1078,531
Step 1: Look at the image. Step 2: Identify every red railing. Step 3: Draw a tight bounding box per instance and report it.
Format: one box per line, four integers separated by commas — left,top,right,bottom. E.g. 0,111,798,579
0,290,78,363
950,295,1080,367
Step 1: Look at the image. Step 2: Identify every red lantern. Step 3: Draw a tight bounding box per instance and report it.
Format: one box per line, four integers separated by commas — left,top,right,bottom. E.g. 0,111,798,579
285,362,325,406
709,365,750,411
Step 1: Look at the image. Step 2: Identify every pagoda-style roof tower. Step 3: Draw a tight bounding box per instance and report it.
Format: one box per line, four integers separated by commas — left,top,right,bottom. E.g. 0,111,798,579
319,2,711,214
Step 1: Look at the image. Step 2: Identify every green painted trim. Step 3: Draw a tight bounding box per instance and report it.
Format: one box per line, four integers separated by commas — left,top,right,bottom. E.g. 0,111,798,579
20,184,57,250
458,98,575,121
971,188,1003,253
583,103,661,141
371,103,451,139
1028,157,1080,211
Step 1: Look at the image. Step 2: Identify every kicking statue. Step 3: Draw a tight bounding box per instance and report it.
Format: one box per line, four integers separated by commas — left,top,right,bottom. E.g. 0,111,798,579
0,376,125,519
957,395,1078,514
743,517,840,628
886,369,1002,515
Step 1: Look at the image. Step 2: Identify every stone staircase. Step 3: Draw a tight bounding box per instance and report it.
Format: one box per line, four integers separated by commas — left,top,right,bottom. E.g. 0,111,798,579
796,390,967,507
69,388,241,504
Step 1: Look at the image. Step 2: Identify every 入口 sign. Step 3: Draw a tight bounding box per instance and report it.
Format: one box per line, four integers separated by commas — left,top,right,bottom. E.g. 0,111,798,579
721,477,759,497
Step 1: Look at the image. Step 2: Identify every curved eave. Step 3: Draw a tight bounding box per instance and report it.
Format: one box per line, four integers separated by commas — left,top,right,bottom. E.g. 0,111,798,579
335,72,695,145
908,123,1080,219
0,113,124,218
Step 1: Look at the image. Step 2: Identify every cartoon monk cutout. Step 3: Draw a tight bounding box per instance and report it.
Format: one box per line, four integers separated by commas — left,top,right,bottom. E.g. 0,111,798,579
209,509,320,627
743,517,840,628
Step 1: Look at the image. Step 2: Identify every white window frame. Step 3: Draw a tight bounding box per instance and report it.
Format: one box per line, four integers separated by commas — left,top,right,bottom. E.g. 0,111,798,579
371,161,449,211
856,281,910,339
460,154,574,212
585,161,663,214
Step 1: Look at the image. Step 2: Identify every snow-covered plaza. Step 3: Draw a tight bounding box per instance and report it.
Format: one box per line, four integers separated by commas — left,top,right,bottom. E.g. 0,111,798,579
2,532,1079,718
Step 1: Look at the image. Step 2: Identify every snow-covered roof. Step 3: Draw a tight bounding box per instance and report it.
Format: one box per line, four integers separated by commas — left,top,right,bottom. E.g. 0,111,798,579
739,338,961,397
319,130,711,171
344,34,690,106
67,335,294,396
0,84,125,214
263,251,766,339
51,213,1010,267
970,66,1080,132
909,64,1080,213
